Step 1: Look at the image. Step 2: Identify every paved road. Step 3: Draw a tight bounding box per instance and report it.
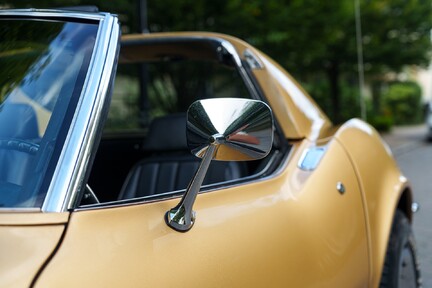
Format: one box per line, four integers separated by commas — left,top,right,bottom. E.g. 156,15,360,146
381,125,432,287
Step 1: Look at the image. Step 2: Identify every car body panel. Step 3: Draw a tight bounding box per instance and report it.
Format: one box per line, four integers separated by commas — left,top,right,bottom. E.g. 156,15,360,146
35,140,369,287
334,119,411,287
0,211,68,225
0,10,415,287
0,213,68,288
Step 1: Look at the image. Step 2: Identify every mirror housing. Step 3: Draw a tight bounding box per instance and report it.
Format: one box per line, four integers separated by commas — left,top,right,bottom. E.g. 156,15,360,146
187,98,273,161
165,98,273,232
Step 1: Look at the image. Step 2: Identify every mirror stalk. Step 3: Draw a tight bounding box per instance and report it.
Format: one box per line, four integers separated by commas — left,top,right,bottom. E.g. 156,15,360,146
165,144,217,232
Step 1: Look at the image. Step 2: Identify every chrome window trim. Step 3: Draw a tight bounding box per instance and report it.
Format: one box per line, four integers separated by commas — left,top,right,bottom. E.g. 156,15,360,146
39,12,120,212
75,147,293,211
0,9,107,21
219,40,262,100
244,49,264,70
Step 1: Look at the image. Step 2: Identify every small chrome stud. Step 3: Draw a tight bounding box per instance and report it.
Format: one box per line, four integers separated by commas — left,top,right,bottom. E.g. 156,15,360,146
336,182,346,194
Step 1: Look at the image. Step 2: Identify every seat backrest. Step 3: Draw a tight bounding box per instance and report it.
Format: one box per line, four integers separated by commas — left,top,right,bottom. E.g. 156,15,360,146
118,114,246,200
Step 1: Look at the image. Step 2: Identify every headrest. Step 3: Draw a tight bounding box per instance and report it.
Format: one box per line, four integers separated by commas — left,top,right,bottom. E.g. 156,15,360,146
142,113,188,152
0,103,39,139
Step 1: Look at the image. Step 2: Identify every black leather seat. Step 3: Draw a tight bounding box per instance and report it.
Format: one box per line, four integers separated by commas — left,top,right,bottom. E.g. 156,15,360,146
118,114,246,200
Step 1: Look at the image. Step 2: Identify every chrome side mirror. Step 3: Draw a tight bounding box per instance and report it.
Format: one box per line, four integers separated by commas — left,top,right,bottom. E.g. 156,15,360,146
165,98,273,232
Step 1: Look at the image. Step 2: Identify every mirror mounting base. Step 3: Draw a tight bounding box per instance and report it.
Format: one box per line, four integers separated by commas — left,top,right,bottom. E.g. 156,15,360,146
165,144,216,232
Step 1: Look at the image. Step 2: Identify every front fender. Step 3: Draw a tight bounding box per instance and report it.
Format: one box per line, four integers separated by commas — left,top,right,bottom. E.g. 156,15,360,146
334,119,412,287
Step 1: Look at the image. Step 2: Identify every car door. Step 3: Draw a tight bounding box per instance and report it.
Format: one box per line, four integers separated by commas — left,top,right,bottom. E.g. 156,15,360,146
26,26,370,286
0,9,121,288
35,139,369,287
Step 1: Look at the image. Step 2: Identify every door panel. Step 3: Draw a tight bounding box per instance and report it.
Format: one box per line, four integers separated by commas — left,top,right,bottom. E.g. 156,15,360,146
35,140,369,287
0,212,68,288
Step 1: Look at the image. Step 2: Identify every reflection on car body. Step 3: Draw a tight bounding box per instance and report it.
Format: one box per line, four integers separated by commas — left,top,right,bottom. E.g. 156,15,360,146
0,9,421,288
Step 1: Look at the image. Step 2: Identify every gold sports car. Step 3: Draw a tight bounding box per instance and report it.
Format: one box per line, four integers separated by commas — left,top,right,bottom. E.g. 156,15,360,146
0,9,421,287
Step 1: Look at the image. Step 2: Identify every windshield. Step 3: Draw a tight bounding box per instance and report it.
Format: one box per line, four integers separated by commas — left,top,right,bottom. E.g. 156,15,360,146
0,18,98,208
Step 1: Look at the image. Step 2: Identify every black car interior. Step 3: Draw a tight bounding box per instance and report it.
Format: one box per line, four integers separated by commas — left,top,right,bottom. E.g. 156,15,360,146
85,38,284,205
117,113,247,200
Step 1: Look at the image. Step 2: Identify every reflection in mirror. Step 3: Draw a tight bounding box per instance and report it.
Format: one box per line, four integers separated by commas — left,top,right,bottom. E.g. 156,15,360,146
187,98,273,161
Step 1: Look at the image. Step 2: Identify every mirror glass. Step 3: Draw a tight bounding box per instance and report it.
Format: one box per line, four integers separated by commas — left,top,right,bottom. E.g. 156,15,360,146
187,98,273,161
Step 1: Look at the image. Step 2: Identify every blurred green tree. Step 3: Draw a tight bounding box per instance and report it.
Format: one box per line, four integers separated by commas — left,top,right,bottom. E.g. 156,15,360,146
361,0,432,117
383,81,423,124
5,0,432,123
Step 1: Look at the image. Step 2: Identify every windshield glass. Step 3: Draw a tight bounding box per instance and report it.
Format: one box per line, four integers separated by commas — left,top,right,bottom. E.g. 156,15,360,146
0,18,98,208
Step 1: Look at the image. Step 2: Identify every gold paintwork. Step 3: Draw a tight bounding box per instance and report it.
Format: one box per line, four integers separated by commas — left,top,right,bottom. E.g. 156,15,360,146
0,211,68,225
0,213,68,288
36,140,370,287
2,32,412,287
334,119,411,287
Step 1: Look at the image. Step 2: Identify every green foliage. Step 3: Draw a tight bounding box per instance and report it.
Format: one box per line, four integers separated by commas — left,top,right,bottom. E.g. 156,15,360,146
368,115,393,132
382,81,423,125
362,0,432,74
302,78,332,118
5,0,432,124
303,75,362,122
0,20,63,101
339,80,362,122
105,73,141,132
8,0,431,73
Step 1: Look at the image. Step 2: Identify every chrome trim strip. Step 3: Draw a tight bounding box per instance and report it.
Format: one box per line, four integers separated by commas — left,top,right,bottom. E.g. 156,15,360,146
0,9,107,21
219,40,242,66
219,40,261,100
244,49,264,70
42,13,120,212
